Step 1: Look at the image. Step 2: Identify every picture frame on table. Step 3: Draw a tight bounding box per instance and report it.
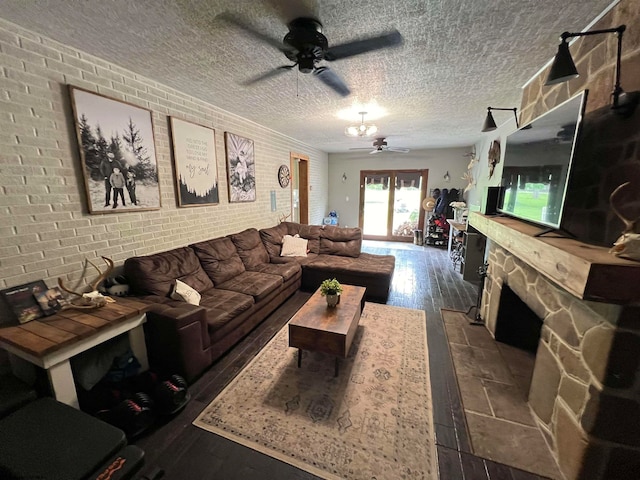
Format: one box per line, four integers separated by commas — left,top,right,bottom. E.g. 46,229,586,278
69,86,161,214
0,280,48,324
224,132,256,203
34,286,69,316
169,117,219,207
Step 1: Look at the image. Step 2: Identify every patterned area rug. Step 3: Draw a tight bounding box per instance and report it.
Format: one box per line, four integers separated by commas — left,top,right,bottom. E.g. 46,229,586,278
194,302,436,480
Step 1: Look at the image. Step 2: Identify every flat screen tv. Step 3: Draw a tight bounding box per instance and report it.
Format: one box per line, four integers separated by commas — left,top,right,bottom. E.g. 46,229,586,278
498,90,588,233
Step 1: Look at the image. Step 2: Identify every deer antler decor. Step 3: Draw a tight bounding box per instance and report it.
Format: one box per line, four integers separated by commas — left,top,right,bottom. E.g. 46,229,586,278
58,256,115,309
609,182,640,261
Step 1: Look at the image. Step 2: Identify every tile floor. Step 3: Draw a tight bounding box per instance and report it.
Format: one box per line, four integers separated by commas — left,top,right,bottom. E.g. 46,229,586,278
442,308,563,479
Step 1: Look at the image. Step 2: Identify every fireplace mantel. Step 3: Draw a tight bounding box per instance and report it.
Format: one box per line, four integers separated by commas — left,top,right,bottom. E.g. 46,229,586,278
469,212,640,304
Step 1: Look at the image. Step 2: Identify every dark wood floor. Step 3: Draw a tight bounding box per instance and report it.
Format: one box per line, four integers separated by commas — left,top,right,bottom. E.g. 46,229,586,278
134,242,548,480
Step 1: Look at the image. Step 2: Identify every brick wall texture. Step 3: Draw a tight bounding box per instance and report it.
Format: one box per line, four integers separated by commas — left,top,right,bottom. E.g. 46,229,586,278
0,17,328,321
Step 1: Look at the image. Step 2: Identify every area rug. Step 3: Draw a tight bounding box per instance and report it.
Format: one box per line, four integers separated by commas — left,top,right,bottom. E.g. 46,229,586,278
194,302,436,480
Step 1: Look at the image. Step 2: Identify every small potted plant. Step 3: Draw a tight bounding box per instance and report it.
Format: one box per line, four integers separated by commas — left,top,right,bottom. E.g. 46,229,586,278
319,278,343,307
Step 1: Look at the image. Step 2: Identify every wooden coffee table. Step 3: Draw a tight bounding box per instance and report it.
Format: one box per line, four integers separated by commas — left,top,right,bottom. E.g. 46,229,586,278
289,284,366,376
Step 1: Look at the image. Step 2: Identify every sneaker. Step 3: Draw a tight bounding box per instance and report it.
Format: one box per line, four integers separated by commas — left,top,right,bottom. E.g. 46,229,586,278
112,204,117,209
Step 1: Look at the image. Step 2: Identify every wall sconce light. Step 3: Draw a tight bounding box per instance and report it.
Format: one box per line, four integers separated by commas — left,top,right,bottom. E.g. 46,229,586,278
341,173,347,182
545,25,638,115
481,107,520,132
444,171,451,182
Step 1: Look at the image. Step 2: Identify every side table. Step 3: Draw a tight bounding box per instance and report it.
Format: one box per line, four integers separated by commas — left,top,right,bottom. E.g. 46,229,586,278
0,297,150,409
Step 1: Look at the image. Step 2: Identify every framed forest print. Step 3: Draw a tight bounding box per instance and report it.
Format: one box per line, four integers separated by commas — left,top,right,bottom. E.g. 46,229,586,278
170,117,219,207
69,86,161,214
224,132,256,203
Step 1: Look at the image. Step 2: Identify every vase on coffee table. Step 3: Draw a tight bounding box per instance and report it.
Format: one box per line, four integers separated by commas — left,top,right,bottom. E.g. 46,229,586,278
326,294,339,307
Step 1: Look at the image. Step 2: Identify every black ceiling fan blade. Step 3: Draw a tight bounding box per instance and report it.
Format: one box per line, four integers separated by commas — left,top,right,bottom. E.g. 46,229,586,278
325,30,403,61
216,13,296,54
242,65,296,86
312,66,350,97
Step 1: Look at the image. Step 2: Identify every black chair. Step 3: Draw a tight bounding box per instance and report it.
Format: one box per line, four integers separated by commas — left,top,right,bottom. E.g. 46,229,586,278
0,397,158,480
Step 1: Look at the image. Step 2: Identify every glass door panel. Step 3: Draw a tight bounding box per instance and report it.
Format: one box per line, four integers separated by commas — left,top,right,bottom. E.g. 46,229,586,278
391,172,423,238
362,173,391,236
360,169,428,241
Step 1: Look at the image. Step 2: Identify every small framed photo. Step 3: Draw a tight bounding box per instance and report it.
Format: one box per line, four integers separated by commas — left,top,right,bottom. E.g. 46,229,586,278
0,280,48,324
69,86,161,214
170,117,219,207
224,132,256,203
34,287,69,316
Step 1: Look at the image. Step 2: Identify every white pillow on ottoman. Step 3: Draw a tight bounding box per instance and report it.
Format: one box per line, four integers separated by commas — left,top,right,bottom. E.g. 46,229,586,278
280,234,308,257
171,279,201,305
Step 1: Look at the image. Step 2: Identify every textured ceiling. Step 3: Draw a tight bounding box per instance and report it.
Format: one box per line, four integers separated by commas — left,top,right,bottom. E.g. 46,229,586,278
0,0,615,153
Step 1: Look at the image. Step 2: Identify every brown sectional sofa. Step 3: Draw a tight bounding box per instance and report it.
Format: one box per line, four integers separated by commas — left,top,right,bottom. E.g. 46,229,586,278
124,223,395,381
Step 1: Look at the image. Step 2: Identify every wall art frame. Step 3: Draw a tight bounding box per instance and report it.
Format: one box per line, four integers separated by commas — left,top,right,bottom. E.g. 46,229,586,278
170,117,219,207
224,132,256,203
69,86,161,214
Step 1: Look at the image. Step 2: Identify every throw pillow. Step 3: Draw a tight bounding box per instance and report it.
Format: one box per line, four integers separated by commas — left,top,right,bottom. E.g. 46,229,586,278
171,279,201,305
280,234,308,257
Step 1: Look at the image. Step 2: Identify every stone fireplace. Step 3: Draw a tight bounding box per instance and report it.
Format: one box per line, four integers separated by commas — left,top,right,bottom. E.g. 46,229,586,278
470,212,640,480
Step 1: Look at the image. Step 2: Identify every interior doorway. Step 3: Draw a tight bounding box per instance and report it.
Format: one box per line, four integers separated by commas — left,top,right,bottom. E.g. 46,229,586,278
359,169,428,241
290,152,309,224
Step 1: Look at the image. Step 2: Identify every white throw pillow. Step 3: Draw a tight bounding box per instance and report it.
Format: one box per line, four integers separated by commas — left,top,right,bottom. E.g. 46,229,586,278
171,279,201,305
280,234,308,257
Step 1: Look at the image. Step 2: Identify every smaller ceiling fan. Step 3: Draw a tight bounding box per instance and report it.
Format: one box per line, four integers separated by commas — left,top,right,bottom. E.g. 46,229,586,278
350,138,410,154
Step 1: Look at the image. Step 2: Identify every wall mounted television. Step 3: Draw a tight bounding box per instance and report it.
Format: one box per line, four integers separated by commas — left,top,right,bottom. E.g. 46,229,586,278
498,90,588,234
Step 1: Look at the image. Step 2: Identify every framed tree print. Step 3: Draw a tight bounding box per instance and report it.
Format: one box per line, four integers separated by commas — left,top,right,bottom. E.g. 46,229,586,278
69,86,161,214
170,117,219,207
224,132,256,203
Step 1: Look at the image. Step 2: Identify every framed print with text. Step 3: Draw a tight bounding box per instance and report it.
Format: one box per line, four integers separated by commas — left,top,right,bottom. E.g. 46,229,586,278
170,117,219,207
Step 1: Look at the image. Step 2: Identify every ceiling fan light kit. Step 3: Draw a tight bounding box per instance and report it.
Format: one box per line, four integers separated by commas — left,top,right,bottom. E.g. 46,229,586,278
345,111,378,137
545,25,638,116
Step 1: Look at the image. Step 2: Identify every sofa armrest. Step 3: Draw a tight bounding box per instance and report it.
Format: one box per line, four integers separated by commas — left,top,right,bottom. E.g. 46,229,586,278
144,303,212,382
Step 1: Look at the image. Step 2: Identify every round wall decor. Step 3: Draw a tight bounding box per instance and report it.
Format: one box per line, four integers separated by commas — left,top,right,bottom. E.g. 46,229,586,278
278,164,290,188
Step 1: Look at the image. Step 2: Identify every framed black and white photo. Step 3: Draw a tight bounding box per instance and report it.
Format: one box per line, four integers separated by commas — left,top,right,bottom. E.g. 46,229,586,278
170,117,219,207
69,86,161,214
224,132,256,203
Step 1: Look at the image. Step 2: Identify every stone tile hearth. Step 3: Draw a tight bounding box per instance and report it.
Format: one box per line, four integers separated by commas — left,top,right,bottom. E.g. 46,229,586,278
443,308,562,479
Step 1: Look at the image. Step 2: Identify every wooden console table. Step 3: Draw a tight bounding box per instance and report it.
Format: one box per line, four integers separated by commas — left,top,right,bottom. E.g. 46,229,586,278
0,297,150,408
446,219,467,258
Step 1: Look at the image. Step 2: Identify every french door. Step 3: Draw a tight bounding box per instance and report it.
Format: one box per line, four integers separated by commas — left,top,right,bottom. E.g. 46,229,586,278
359,169,428,241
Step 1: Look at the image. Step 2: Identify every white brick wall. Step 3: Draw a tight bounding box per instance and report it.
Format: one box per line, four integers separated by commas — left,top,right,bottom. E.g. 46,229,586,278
0,18,328,322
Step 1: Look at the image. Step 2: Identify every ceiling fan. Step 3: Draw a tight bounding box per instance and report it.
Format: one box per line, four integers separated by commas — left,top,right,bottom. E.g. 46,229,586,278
350,137,411,154
217,13,403,97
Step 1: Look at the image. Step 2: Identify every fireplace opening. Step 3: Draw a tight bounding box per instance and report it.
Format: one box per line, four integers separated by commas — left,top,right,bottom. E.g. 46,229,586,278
495,285,543,354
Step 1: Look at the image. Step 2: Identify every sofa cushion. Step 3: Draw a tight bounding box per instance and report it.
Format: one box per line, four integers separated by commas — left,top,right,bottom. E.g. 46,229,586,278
319,226,362,257
259,222,289,260
216,271,283,302
191,237,245,285
249,262,301,282
124,246,214,297
199,289,254,331
228,228,270,269
281,234,308,257
284,222,322,254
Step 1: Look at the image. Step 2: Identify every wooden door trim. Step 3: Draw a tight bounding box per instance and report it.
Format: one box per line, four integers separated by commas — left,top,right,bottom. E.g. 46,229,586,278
290,152,309,225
